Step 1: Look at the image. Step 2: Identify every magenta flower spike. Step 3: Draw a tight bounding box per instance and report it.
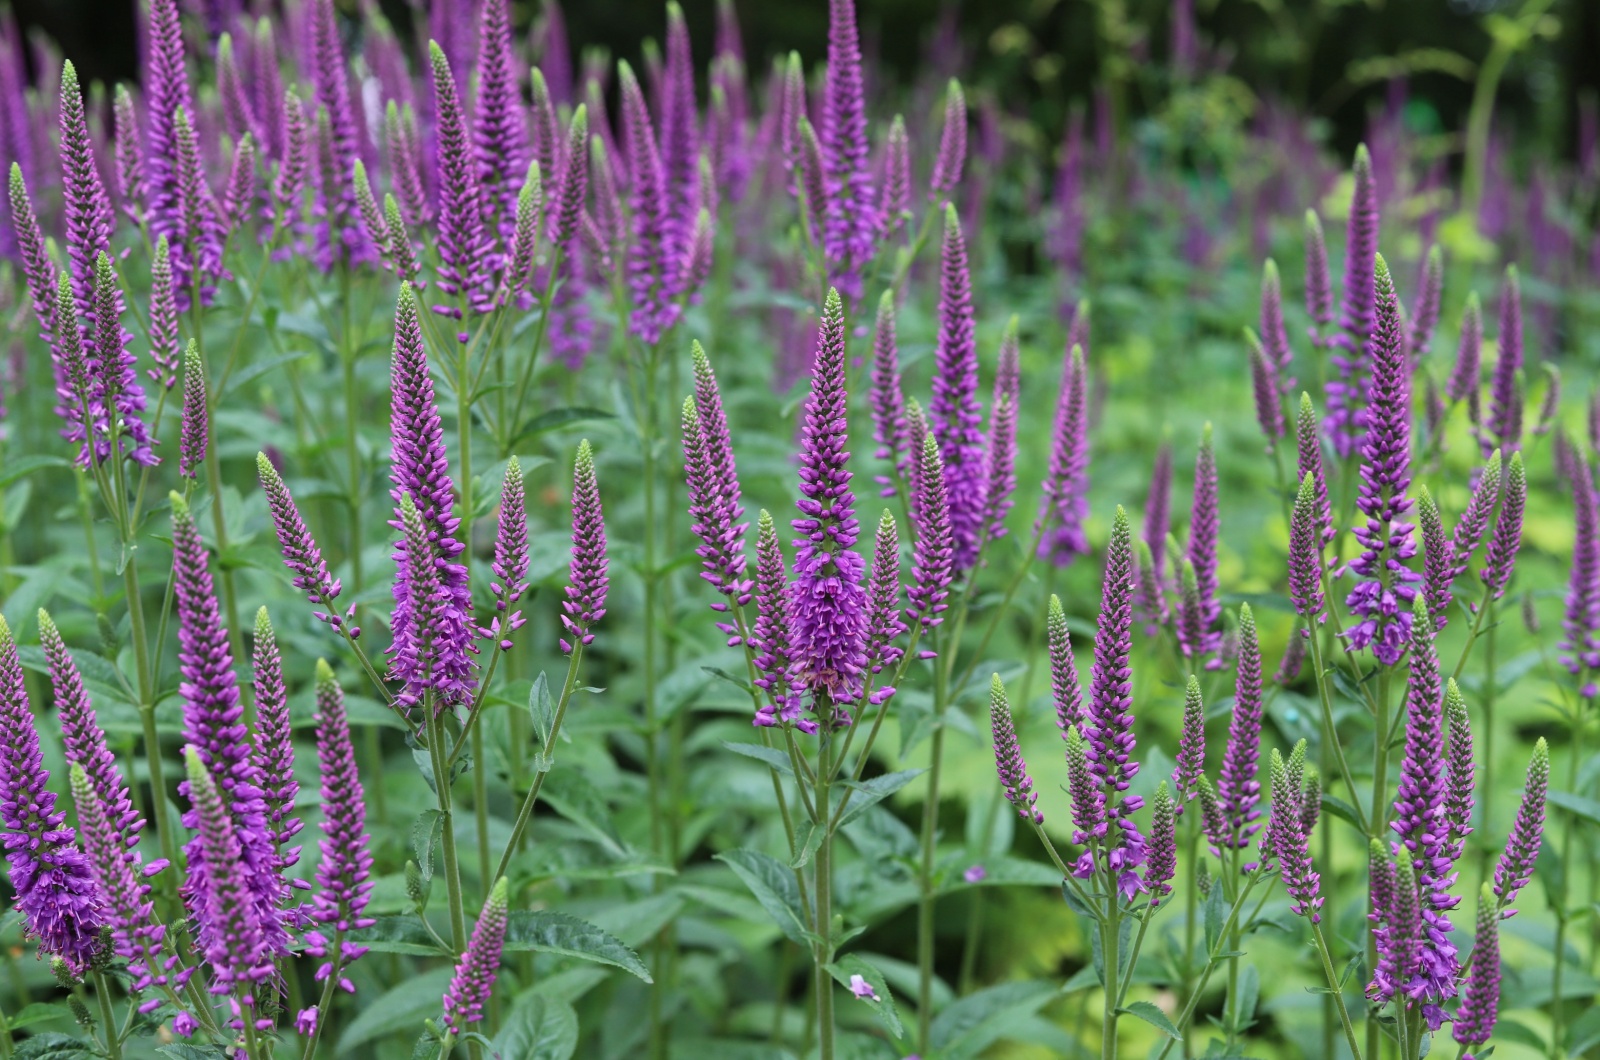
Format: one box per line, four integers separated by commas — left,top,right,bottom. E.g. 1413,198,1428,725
930,204,988,571
751,510,802,730
929,79,967,202
1344,255,1420,665
306,0,372,269
148,237,180,389
619,61,678,345
1453,883,1501,1053
429,41,492,318
1172,675,1205,808
10,165,57,343
472,0,525,225
907,431,954,633
178,342,207,479
0,615,104,974
1447,293,1483,404
1410,245,1444,358
170,492,290,961
1304,210,1333,346
869,290,909,496
386,283,476,711
1038,342,1091,566
1295,394,1334,547
1562,450,1600,681
91,252,159,467
796,117,828,237
659,2,699,287
273,89,309,225
59,62,115,316
1435,450,1502,625
779,51,808,192
40,610,141,853
171,105,225,304
692,342,747,583
216,34,259,148
684,398,738,619
1268,741,1321,921
1443,680,1474,860
546,106,593,369
1289,472,1326,623
1259,259,1295,397
113,84,145,222
1218,604,1264,851
1492,738,1547,912
257,452,344,629
1487,265,1523,451
864,510,906,684
530,68,560,182
1142,437,1172,584
1144,783,1177,906
790,288,869,714
306,660,374,991
182,748,273,995
984,317,1020,540
1064,723,1106,850
1325,145,1379,457
819,0,878,298
220,135,257,237
1418,488,1450,629
252,609,301,873
143,0,196,279
384,194,422,289
52,273,100,462
386,101,429,227
441,877,510,1035
481,458,529,651
561,440,609,653
1247,329,1286,448
1480,451,1526,598
1047,595,1083,734
990,675,1041,824
1183,424,1220,663
882,115,910,237
351,160,389,258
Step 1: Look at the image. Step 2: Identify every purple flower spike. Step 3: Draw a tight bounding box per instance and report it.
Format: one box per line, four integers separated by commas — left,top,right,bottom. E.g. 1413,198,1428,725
384,195,422,288
1260,259,1295,397
1448,293,1483,404
1453,883,1501,1052
819,0,879,298
1038,343,1090,566
69,764,171,998
1326,145,1379,458
619,61,679,345
113,85,145,222
1295,394,1334,547
217,34,258,148
1218,604,1264,850
796,117,828,240
1480,451,1525,598
1563,451,1600,680
1488,265,1523,451
1144,783,1177,906
1438,450,1502,624
10,165,57,343
931,204,987,570
472,0,526,223
929,79,966,201
1269,741,1321,922
40,610,141,852
1173,675,1205,808
1289,472,1327,622
1047,595,1082,734
907,431,954,632
984,318,1020,541
306,660,374,990
59,62,114,317
53,274,99,462
865,510,906,681
1344,254,1420,665
1064,723,1106,848
252,609,300,873
1444,680,1474,860
220,135,257,237
274,90,308,225
990,675,1041,824
1492,737,1547,913
91,252,159,467
751,510,802,730
178,342,207,480
182,748,272,995
171,106,224,304
1185,425,1220,662
528,70,559,186
1418,488,1450,629
882,115,910,237
148,238,180,389
685,398,741,618
1247,329,1286,448
429,41,492,317
1409,245,1444,358
441,877,510,1035
0,615,104,975
660,3,699,289
546,106,592,367
482,458,530,651
692,343,749,599
385,101,428,227
306,0,371,270
1370,846,1420,1005
170,492,290,962
144,0,194,265
257,452,343,627
498,164,544,303
869,290,909,496
789,289,869,711
1142,437,1172,580
1304,210,1333,345
561,441,608,654
351,161,388,258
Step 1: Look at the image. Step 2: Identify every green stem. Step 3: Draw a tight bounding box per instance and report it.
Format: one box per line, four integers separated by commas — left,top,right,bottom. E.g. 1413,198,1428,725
1101,897,1120,1060
298,939,344,1060
91,973,120,1060
1310,923,1363,1060
1550,688,1587,1060
426,702,469,952
1306,626,1369,833
1156,874,1267,1059
124,558,177,872
815,723,836,1060
492,642,584,883
918,631,949,1052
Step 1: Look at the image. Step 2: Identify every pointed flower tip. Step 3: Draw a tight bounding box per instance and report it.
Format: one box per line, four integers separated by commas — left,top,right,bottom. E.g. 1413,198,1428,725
314,657,335,683
254,606,273,638
169,490,189,516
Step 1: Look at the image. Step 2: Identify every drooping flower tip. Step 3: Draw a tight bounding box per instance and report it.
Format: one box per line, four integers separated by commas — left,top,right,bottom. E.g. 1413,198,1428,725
989,674,1041,824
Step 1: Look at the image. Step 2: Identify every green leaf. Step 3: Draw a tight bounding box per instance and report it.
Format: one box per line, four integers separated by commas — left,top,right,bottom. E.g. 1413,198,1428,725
539,771,627,857
1548,790,1600,826
529,672,556,751
721,740,794,776
833,769,925,829
13,1034,100,1059
827,954,904,1040
346,915,450,956
1320,793,1363,829
1119,1000,1182,1040
493,994,580,1060
928,980,1057,1060
1567,1003,1600,1055
156,1047,231,1059
338,968,453,1051
1203,880,1227,955
411,809,444,889
512,407,616,446
714,848,811,945
0,454,67,490
790,822,824,869
1227,964,1258,1035
503,910,652,981
6,1003,71,1031
1492,1019,1544,1051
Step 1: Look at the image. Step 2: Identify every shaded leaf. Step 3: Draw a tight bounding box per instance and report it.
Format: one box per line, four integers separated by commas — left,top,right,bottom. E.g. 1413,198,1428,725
1119,1000,1182,1040
503,910,652,981
714,848,811,945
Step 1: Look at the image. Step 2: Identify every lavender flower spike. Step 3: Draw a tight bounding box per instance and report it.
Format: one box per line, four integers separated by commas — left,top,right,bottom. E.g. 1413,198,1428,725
252,608,300,870
983,317,1021,541
1296,393,1335,547
1563,450,1600,681
1289,473,1326,623
0,615,104,973
482,458,529,651
1409,244,1444,358
931,204,987,569
864,510,906,684
820,0,879,297
1048,594,1082,735
1185,424,1220,662
148,237,180,389
618,61,678,345
442,877,511,1035
989,675,1041,824
869,290,909,495
178,342,207,479
1418,488,1450,631
1304,210,1333,345
907,431,954,632
1269,741,1322,921
1447,293,1483,403
1480,451,1526,598
561,441,609,653
1218,604,1264,850
59,61,114,314
472,0,526,221
428,41,492,318
1065,724,1106,850
1492,738,1547,913
1437,450,1502,624
40,610,141,853
1326,145,1379,457
93,252,159,466
1173,675,1205,808
1453,883,1501,1055
1144,783,1178,906
1487,265,1523,451
182,748,272,994
1344,254,1420,665
1247,329,1286,448
1038,343,1090,566
306,660,375,991
1260,259,1295,398
883,115,911,236
1443,680,1474,860
790,289,869,710
929,79,966,201
751,510,803,731
692,342,749,602
257,452,344,628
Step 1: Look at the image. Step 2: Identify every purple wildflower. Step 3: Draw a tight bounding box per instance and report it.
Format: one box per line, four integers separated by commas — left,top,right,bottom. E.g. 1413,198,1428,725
1562,452,1600,679
692,343,750,603
351,161,388,258
481,458,530,651
546,106,592,368
384,195,421,288
1410,245,1444,358
1304,210,1333,346
907,431,954,632
1295,394,1334,547
1048,595,1082,734
441,877,510,1035
864,510,906,683
182,748,272,995
1436,451,1503,625
1260,259,1295,398
1183,425,1220,662
990,675,1041,824
1145,783,1177,907
306,0,371,269
1444,680,1474,860
931,204,987,570
1417,488,1450,629
560,440,609,653
1173,675,1205,808
1492,738,1547,913
1487,265,1523,451
252,609,300,876
1370,845,1420,1004
386,101,428,227
1326,145,1379,458
1065,723,1107,850
257,452,344,628
983,318,1020,540
1038,343,1090,565
178,342,206,479
869,291,909,495
660,3,699,291
1248,329,1286,448
497,163,544,303
429,41,492,317
148,238,180,389
472,0,526,223
171,106,224,303
113,85,144,222
10,165,56,343
929,79,966,201
1218,604,1264,850
1269,741,1322,921
1447,293,1483,404
220,135,257,237
882,115,910,237
144,0,194,275
751,510,803,731
59,62,115,317
619,61,678,345
819,0,879,297
88,252,158,467
305,661,374,991
1481,451,1526,599
1289,472,1327,623
1453,883,1501,1053
273,89,308,225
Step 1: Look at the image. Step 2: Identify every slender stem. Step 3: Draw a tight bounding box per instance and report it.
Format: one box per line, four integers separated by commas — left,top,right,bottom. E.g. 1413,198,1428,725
425,703,468,952
1156,874,1266,1059
491,642,584,883
124,558,177,872
1101,896,1120,1060
1306,627,1369,833
1550,687,1587,1060
508,253,563,435
298,937,345,1060
951,525,1046,696
917,630,949,1052
1116,911,1153,1009
814,722,835,1060
91,973,120,1060
1310,922,1364,1060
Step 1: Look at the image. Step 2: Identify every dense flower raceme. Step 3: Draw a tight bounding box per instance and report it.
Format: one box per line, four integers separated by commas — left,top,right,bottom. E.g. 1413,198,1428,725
1325,145,1379,457
304,660,374,991
930,205,988,571
561,440,610,653
442,877,511,1035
